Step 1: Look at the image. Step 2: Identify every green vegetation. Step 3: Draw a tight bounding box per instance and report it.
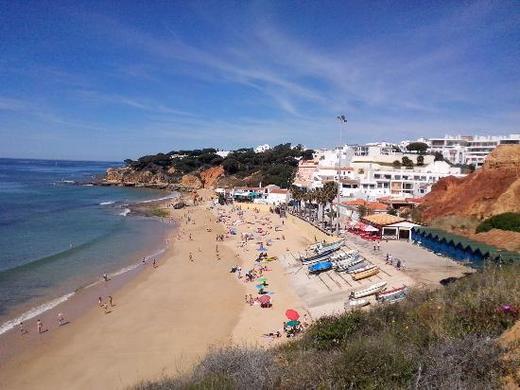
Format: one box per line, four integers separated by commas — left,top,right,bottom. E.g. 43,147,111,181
476,212,520,234
135,264,520,389
406,141,429,154
150,208,170,218
401,156,414,168
123,144,305,188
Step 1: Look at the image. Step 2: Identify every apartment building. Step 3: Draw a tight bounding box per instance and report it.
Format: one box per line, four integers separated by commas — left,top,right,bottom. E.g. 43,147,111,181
417,134,520,166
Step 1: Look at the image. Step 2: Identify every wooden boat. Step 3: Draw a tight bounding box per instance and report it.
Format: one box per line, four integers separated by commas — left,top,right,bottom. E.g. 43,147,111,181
345,299,370,309
350,281,387,299
349,263,376,274
300,248,337,264
377,286,408,303
345,261,370,273
352,267,380,281
335,257,364,272
308,261,333,274
309,239,344,254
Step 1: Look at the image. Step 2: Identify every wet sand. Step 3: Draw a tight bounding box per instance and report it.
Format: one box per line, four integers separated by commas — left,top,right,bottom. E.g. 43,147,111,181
0,194,472,389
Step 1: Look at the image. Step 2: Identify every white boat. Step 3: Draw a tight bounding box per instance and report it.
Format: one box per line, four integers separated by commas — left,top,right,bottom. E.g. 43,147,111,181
377,286,408,303
349,264,376,274
345,299,370,309
350,282,387,299
335,257,364,272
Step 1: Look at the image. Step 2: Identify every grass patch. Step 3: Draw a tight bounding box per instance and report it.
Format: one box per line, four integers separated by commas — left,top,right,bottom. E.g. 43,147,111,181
476,212,520,233
135,264,520,389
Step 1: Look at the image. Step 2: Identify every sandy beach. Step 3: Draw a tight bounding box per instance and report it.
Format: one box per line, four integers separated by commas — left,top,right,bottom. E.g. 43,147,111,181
0,192,472,389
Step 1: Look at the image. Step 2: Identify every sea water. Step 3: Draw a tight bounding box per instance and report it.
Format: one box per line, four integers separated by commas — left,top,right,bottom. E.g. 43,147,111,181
0,158,174,334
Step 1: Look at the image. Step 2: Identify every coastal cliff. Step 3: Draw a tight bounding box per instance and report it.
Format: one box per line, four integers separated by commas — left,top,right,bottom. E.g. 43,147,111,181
419,145,520,251
103,165,223,190
420,145,520,221
102,144,306,190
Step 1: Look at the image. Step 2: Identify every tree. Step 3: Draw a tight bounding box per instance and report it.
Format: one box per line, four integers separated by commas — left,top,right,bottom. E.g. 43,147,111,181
393,160,402,169
402,156,414,169
222,158,239,174
434,152,444,162
302,149,315,160
406,142,428,154
417,155,424,166
357,204,368,218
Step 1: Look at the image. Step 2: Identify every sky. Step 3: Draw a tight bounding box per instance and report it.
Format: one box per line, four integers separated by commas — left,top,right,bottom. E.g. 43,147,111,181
0,1,519,161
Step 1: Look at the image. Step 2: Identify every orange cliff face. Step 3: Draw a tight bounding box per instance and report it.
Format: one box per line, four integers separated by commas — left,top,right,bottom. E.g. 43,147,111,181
199,165,224,188
420,145,520,223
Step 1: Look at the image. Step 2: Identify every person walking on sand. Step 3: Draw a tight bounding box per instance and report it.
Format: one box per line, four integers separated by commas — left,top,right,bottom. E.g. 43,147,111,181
19,322,26,335
153,259,157,268
103,303,110,314
57,312,65,326
108,296,113,307
189,252,193,262
98,296,103,306
37,319,44,334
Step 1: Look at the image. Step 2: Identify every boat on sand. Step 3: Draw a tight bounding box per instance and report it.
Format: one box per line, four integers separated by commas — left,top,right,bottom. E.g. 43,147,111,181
351,267,380,280
350,281,387,299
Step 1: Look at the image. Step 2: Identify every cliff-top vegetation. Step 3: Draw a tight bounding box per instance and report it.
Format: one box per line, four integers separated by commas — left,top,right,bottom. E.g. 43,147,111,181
135,263,520,389
122,144,314,188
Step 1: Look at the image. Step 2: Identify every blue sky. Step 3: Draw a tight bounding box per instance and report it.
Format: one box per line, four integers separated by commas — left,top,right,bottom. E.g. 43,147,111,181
0,1,518,161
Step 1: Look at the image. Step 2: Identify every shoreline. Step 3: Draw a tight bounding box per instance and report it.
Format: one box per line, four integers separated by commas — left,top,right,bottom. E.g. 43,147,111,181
0,210,174,363
0,192,473,389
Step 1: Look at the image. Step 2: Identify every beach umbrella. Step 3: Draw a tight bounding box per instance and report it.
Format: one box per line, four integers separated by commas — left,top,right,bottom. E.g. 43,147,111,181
285,309,300,321
286,320,300,327
256,284,265,289
257,277,267,283
258,295,271,304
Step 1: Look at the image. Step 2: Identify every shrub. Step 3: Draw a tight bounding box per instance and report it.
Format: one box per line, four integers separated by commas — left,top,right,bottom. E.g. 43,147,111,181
414,335,512,389
476,212,520,233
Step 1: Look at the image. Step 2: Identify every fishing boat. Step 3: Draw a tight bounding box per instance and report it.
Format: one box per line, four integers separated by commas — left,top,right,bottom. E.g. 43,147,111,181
376,286,408,303
345,261,369,273
335,257,364,272
309,239,344,254
300,248,337,264
352,266,380,281
308,261,333,274
350,281,387,299
349,263,376,274
345,299,370,309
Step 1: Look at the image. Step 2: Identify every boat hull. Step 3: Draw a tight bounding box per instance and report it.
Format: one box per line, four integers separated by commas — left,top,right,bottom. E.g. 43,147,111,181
352,267,380,280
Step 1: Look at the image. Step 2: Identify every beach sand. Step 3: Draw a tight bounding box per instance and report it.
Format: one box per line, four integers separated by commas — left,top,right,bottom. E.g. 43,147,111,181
0,194,472,389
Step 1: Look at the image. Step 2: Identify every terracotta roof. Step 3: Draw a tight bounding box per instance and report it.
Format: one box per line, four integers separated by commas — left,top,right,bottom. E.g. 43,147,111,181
362,213,405,226
405,197,424,203
342,199,367,207
367,202,389,211
270,189,288,194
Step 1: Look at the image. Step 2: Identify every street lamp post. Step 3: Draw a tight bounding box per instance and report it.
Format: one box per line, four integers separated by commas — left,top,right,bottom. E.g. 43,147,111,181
336,115,348,235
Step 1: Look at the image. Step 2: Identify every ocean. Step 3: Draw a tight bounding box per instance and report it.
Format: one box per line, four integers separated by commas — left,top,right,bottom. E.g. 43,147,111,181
0,158,173,334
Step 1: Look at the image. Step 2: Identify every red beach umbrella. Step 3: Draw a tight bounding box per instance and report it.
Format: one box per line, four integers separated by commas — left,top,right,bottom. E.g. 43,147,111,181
285,309,300,321
258,295,271,304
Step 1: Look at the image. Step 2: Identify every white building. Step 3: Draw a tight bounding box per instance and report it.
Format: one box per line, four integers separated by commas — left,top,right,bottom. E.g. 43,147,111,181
254,144,271,153
294,145,465,199
418,134,520,166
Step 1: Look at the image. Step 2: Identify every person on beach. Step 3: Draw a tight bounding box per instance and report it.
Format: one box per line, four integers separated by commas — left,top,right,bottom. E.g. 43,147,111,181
19,322,26,335
153,259,157,268
103,273,109,282
189,252,193,262
37,319,44,334
103,303,110,314
108,296,113,307
98,296,103,306
189,233,192,241
57,313,65,326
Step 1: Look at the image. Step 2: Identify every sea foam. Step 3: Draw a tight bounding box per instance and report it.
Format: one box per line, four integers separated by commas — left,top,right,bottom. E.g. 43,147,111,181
0,292,75,336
